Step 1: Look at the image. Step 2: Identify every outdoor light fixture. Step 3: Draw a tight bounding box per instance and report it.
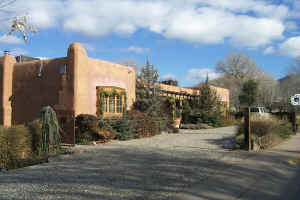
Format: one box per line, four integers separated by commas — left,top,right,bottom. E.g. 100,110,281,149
290,94,300,106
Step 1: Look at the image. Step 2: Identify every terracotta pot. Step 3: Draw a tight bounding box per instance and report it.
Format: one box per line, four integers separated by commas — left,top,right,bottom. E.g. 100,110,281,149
174,118,181,128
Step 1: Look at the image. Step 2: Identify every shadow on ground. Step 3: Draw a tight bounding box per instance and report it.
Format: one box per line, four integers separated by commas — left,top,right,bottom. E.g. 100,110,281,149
0,144,299,200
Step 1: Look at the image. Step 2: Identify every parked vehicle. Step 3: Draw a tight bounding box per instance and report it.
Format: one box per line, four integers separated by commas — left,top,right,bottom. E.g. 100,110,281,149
250,107,270,119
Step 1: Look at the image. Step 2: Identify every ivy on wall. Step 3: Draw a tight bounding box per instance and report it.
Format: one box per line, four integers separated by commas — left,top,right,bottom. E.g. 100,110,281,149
97,88,127,119
165,97,182,119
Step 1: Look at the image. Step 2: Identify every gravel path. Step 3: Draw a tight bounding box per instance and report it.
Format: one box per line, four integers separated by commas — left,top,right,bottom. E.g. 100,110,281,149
1,126,299,200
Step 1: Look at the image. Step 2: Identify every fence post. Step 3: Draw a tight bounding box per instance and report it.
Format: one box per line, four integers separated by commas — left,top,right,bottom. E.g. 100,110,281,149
244,107,251,151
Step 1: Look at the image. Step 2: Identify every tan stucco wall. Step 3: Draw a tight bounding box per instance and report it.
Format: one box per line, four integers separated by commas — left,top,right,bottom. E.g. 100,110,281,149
86,58,136,112
0,55,16,126
69,43,136,116
12,58,68,124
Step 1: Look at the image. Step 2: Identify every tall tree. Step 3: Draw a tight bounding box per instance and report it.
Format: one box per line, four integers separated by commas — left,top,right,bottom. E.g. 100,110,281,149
190,76,222,125
134,58,162,115
197,76,219,112
214,51,278,110
139,58,159,84
239,79,258,107
216,51,261,80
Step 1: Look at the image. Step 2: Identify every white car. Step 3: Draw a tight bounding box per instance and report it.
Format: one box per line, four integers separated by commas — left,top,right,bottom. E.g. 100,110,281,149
250,107,270,119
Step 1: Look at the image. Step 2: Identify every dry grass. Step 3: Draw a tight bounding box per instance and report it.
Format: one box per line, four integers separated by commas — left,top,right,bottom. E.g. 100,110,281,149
0,125,32,169
236,117,294,150
0,121,44,169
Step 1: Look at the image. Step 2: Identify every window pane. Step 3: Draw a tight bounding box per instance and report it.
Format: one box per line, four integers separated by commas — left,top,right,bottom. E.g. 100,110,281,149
251,108,259,112
109,96,115,113
116,96,120,113
102,95,107,112
120,96,123,113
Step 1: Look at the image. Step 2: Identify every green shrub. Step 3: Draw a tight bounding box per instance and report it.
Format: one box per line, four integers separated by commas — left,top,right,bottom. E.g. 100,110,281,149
175,109,181,118
127,110,158,138
276,123,293,139
157,117,169,133
104,118,136,141
182,100,192,124
75,114,98,143
188,110,222,127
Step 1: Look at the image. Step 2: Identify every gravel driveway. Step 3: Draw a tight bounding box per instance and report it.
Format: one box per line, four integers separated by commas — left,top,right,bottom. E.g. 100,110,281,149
1,126,296,200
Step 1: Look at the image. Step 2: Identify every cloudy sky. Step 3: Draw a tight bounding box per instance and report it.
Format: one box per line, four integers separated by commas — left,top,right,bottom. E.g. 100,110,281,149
0,0,299,86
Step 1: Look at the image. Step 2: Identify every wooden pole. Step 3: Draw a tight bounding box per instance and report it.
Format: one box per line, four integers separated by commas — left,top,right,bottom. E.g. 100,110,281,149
292,110,297,134
244,107,251,151
248,107,251,151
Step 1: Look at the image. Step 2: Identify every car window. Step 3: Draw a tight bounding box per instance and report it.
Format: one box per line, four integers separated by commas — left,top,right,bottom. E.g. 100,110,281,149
250,107,259,112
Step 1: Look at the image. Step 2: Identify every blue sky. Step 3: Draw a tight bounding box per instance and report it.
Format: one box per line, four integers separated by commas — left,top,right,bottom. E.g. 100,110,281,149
0,0,300,86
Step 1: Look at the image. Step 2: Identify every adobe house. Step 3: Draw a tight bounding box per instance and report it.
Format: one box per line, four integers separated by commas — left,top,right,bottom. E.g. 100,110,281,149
0,42,229,144
0,43,136,144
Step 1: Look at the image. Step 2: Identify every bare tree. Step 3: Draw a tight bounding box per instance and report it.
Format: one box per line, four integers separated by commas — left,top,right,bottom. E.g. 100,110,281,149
215,51,278,110
256,73,279,110
216,51,261,81
8,16,37,42
0,0,37,43
279,56,300,99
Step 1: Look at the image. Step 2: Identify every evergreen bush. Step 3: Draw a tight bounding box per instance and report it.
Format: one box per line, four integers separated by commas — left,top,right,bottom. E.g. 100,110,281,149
180,77,226,127
105,117,136,141
75,114,99,143
127,110,158,138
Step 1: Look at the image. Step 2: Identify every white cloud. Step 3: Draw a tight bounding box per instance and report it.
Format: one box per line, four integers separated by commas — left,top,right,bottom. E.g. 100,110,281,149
184,68,221,83
126,46,150,54
0,0,294,49
161,73,177,81
201,0,289,19
264,46,275,55
61,0,287,48
284,21,298,31
278,36,300,57
0,35,23,44
164,7,284,48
